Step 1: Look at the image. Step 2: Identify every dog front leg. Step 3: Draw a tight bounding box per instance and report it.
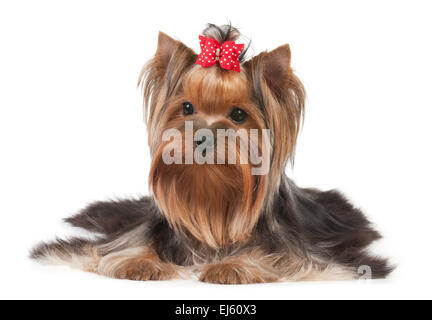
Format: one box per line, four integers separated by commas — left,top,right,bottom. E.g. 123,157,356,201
96,246,182,281
198,251,281,284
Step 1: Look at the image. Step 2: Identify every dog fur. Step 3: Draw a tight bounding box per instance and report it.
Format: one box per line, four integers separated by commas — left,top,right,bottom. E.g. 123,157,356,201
31,24,393,283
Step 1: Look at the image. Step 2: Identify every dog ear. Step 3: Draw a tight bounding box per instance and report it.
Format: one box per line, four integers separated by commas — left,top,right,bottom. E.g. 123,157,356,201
138,32,196,142
155,32,180,71
244,43,304,99
261,44,293,96
244,44,305,179
139,30,196,100
152,32,197,76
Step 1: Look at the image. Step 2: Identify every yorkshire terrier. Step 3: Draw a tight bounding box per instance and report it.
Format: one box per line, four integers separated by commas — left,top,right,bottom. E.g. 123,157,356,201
31,24,392,283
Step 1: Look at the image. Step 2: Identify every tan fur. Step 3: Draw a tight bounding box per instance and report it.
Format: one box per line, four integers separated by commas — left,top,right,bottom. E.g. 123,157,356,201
42,240,355,283
199,251,280,284
243,48,305,200
36,244,101,272
138,31,305,250
97,247,181,281
198,250,357,284
30,27,377,284
146,64,269,248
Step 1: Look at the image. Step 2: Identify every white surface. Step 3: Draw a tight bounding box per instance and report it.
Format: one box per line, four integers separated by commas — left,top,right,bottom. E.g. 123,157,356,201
0,0,431,300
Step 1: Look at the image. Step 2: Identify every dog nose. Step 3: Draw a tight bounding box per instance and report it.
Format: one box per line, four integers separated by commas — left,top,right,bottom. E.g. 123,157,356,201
195,133,214,149
195,136,206,147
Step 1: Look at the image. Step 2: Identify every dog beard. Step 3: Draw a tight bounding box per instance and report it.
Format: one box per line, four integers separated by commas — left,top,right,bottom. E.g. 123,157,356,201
149,138,266,249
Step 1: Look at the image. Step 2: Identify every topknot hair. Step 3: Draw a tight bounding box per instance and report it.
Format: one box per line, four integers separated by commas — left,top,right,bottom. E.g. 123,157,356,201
201,23,250,63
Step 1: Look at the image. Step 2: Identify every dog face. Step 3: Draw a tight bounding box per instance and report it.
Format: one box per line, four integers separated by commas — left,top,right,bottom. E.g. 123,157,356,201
139,25,305,248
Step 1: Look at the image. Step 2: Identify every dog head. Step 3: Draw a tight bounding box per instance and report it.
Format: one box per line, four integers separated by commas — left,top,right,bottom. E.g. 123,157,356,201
139,24,305,248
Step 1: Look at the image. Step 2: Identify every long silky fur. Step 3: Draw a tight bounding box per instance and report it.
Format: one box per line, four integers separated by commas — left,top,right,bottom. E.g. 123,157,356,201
31,180,392,279
31,24,393,282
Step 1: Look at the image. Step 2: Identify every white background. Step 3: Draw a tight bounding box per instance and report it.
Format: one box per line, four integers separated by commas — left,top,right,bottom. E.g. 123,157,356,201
1,0,431,300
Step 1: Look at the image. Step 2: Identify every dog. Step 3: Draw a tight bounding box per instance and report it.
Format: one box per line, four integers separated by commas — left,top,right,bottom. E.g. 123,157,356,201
31,24,392,283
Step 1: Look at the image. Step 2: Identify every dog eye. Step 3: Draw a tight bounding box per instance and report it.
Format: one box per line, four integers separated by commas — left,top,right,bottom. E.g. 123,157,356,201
228,107,247,124
182,102,194,116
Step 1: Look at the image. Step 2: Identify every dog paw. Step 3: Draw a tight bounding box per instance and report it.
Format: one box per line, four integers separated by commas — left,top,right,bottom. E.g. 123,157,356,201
113,259,179,281
199,262,276,284
97,249,180,281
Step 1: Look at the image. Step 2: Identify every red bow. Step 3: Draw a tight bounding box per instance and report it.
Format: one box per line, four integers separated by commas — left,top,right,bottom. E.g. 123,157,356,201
195,35,244,72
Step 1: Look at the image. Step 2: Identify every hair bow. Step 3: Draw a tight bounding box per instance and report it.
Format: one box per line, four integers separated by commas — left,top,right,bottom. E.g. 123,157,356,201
195,35,244,72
